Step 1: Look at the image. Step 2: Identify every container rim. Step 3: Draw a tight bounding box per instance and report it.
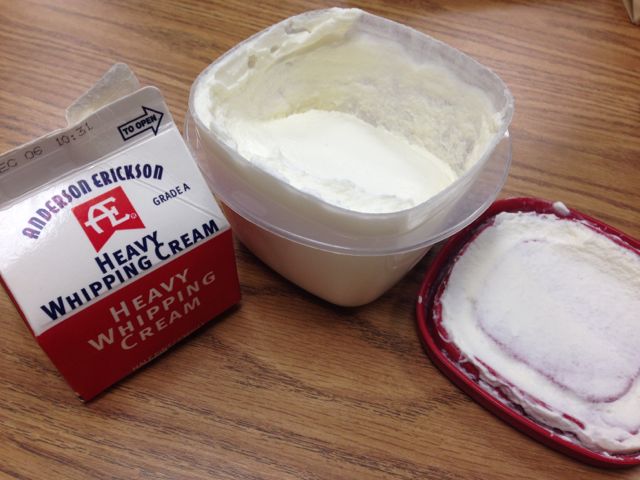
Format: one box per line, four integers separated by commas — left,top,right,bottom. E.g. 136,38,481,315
187,8,515,256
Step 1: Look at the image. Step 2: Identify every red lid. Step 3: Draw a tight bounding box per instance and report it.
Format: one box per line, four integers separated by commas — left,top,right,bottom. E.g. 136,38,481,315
416,197,640,468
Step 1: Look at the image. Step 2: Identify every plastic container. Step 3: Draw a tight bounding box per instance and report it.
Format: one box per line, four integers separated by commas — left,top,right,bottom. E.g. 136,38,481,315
416,197,640,468
186,8,514,306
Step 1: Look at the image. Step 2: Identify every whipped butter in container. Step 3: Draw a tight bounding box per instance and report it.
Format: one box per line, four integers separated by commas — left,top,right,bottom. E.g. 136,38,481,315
0,65,240,400
187,8,514,306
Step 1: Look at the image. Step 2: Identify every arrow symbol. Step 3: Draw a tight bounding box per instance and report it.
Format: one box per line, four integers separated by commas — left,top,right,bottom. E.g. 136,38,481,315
117,106,164,142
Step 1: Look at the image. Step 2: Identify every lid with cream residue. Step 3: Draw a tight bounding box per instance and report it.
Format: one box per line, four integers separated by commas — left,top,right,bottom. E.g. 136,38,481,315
416,197,640,468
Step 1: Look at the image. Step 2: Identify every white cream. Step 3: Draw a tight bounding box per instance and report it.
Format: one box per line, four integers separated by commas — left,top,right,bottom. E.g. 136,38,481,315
194,8,499,214
440,211,640,454
232,109,457,213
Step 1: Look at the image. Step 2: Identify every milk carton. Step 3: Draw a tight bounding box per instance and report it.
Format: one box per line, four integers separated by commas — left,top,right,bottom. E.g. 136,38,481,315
0,65,240,400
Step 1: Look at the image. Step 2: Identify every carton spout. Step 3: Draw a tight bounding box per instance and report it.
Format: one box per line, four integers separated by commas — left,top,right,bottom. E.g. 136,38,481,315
65,63,140,125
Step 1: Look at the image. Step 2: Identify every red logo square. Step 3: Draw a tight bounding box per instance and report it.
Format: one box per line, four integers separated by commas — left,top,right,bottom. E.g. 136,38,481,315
72,186,145,251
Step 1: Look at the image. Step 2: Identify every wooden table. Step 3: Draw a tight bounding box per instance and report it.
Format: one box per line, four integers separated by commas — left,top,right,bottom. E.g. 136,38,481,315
1,1,638,478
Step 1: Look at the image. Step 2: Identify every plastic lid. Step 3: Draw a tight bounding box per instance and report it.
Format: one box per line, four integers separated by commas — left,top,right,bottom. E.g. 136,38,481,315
416,197,640,468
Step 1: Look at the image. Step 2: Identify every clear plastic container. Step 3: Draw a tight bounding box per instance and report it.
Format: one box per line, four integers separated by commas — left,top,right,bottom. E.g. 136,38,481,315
185,8,514,306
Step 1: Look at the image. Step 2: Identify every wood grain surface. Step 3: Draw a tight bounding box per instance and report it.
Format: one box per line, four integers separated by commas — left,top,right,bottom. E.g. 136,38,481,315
1,1,639,479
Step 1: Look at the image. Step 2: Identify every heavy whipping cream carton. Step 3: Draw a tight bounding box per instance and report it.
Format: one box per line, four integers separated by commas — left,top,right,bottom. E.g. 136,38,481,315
0,66,240,400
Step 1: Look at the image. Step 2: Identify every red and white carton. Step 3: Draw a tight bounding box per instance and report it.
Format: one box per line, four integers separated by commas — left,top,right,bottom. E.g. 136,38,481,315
0,67,240,400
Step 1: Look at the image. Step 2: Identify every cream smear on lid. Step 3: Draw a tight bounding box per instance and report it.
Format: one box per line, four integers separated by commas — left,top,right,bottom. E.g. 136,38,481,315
194,8,500,214
440,211,640,454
